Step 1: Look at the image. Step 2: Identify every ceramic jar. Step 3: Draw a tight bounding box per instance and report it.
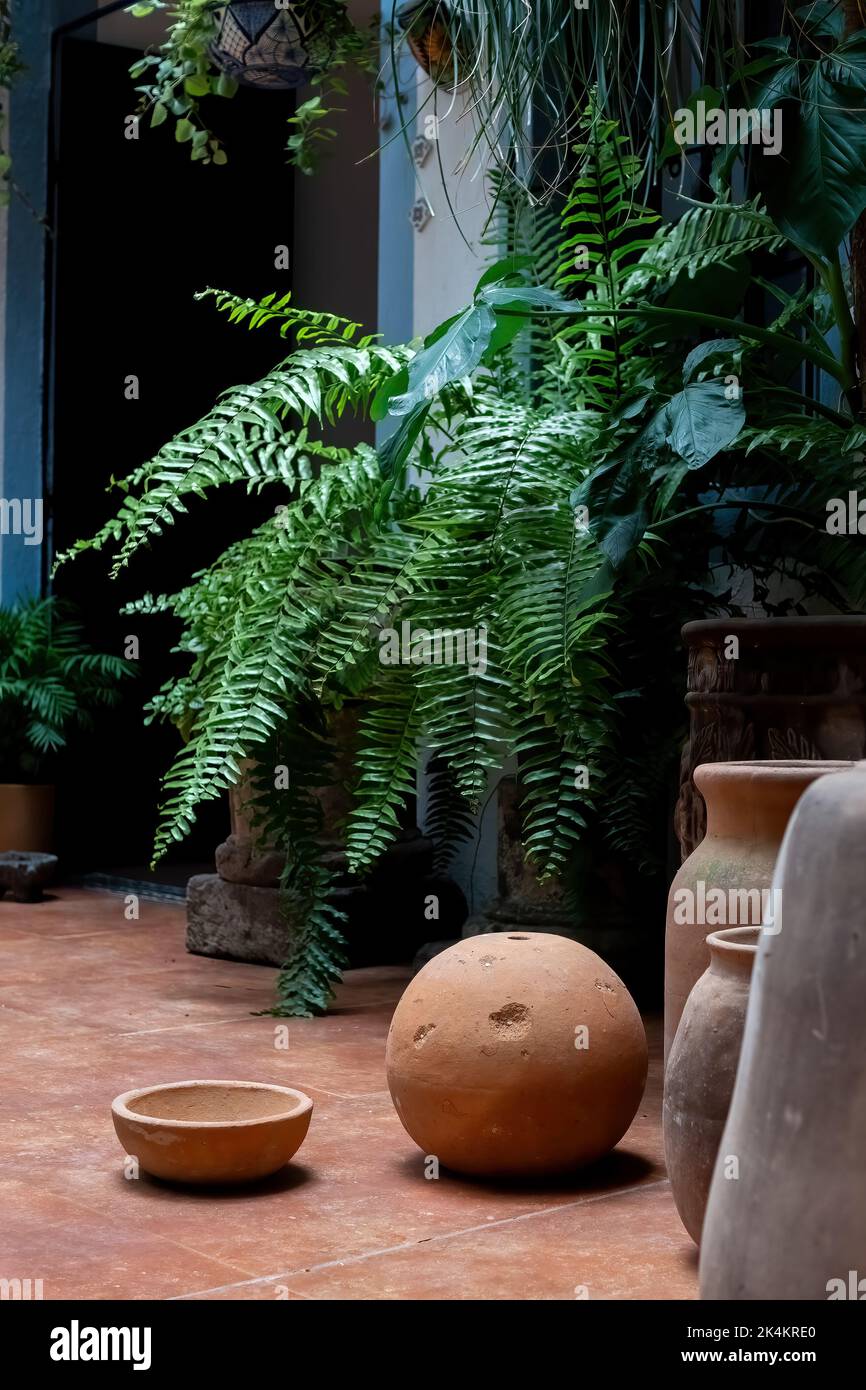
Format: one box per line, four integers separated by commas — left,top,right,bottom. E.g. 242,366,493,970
663,926,758,1244
700,763,866,1300
675,616,866,858
664,759,851,1065
386,932,647,1177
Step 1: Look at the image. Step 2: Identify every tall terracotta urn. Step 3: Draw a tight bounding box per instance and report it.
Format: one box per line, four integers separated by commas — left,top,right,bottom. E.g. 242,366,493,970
663,925,758,1245
700,763,865,1300
664,760,851,1064
675,617,866,859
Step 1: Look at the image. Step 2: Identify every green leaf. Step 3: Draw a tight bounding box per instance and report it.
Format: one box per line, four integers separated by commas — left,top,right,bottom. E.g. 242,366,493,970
796,1,845,41
682,338,741,383
662,379,746,469
753,38,866,257
175,118,195,144
371,365,409,422
387,305,496,416
474,254,533,292
184,74,211,97
150,101,168,128
378,402,431,477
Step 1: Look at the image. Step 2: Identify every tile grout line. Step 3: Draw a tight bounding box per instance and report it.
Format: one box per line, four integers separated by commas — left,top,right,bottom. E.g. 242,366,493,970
170,1176,672,1300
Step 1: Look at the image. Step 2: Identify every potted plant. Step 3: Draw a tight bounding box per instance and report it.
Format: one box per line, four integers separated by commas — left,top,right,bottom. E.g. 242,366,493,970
128,0,377,172
65,4,866,1012
0,598,134,852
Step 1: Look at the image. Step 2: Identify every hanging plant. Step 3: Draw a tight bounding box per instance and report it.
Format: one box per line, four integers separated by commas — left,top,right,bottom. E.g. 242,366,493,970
128,1,377,172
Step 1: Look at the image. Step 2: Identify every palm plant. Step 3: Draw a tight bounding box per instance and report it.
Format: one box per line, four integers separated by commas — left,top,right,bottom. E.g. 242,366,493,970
0,598,134,782
63,98,866,1013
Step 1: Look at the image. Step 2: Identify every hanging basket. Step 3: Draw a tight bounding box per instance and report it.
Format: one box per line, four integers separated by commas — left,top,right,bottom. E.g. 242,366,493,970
397,1,461,86
209,1,332,90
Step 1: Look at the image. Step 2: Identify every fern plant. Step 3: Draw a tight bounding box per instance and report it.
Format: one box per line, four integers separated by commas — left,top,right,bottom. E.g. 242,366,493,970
64,112,866,1014
0,597,134,783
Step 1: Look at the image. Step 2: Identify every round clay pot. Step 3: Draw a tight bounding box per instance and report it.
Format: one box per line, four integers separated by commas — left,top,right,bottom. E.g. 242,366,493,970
663,925,758,1245
700,763,866,1300
386,933,648,1177
111,1080,312,1184
0,783,55,853
664,760,851,1065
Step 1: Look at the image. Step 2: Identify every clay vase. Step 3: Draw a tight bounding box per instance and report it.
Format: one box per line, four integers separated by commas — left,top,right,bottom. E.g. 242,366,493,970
700,763,866,1300
675,616,866,859
663,926,758,1245
0,783,55,853
664,760,851,1065
385,933,648,1177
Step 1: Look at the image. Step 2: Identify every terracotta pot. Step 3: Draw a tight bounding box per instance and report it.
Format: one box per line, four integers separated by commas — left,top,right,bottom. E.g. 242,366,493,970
699,763,866,1300
111,1080,313,1185
663,925,758,1245
664,759,850,1065
397,1,460,86
0,784,55,853
386,932,647,1177
676,617,866,858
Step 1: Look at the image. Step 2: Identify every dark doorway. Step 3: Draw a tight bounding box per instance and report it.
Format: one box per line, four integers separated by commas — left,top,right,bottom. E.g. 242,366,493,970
48,32,295,885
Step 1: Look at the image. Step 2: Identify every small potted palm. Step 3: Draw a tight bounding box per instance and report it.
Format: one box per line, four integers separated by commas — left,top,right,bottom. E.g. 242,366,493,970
0,597,133,852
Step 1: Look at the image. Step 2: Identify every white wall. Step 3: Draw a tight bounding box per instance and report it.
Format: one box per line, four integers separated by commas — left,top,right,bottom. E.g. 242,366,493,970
411,74,492,334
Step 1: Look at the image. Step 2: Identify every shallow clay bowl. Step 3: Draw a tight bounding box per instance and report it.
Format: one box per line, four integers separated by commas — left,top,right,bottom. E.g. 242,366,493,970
111,1080,313,1184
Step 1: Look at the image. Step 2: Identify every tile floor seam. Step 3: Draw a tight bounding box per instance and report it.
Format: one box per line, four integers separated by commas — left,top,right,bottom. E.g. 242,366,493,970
169,1176,672,1300
113,1016,261,1037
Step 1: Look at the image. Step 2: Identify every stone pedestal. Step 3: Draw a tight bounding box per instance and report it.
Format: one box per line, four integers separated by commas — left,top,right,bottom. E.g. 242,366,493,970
187,834,467,969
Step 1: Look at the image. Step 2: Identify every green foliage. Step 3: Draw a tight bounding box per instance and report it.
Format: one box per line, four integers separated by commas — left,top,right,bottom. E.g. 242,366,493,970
745,17,866,260
0,597,134,782
70,109,866,1013
129,0,377,174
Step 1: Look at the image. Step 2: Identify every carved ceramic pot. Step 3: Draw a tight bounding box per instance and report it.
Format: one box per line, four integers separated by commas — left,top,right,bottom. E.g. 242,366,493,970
663,926,758,1245
386,933,647,1177
700,763,866,1300
664,759,851,1065
675,617,866,858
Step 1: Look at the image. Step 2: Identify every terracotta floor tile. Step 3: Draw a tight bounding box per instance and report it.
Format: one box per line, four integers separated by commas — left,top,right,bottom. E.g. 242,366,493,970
194,1183,696,1302
0,887,696,1300
0,1178,255,1300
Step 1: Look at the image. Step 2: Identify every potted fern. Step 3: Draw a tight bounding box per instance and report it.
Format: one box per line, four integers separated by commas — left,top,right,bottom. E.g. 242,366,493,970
0,598,134,853
61,75,866,1014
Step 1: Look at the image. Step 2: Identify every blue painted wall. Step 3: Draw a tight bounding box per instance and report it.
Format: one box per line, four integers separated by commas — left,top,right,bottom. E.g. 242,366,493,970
1,3,113,604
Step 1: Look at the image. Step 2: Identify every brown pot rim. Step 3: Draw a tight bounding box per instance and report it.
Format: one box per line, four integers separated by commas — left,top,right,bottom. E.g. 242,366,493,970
0,783,55,791
694,759,853,788
682,616,866,648
706,925,761,955
112,1080,313,1131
